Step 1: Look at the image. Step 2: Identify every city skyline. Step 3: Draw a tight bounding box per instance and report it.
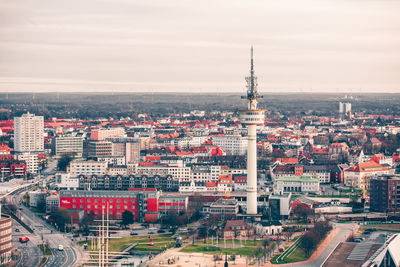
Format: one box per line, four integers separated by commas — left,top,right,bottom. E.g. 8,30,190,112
1,0,400,93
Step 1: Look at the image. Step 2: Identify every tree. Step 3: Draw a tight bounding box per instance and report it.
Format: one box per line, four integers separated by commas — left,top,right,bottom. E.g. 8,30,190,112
301,231,318,257
36,199,46,213
121,210,134,227
50,209,71,232
79,213,95,235
57,154,73,171
293,203,312,223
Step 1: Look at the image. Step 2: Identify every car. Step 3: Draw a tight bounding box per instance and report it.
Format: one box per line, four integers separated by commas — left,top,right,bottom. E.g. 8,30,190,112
148,231,155,234
157,229,166,233
19,237,29,243
15,228,20,232
58,245,64,251
130,231,138,236
73,233,79,237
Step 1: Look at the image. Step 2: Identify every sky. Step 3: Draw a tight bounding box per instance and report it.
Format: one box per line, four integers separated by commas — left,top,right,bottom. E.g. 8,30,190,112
0,0,400,93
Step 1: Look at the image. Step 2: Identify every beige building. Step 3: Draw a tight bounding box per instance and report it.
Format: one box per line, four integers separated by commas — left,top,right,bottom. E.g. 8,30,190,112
344,160,392,189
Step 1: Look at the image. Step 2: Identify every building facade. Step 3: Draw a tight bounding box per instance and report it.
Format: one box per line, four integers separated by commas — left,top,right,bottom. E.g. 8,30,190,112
52,136,83,157
59,190,159,222
0,215,12,265
370,174,400,212
14,113,44,153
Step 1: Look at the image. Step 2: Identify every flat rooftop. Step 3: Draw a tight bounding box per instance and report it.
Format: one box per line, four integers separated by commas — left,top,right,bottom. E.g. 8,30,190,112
322,242,382,267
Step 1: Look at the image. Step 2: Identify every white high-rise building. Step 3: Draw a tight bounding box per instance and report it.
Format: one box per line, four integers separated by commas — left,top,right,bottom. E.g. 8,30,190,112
14,113,44,153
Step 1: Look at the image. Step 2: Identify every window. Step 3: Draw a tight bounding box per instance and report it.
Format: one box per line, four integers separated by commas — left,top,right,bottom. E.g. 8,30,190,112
95,199,98,203
87,205,91,208
73,199,76,203
117,205,120,209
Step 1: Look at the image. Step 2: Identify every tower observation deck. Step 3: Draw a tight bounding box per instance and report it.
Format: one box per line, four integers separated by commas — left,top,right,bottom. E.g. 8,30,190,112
240,47,265,215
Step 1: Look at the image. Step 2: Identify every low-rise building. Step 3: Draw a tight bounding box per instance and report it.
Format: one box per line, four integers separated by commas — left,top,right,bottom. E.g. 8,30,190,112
209,198,239,220
68,160,108,176
274,175,320,193
223,220,253,239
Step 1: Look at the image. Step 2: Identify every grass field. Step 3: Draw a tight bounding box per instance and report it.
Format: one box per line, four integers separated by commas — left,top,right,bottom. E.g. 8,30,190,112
80,234,175,253
181,244,258,256
271,247,308,264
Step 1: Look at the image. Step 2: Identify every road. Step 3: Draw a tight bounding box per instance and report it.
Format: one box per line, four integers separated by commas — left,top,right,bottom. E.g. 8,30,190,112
287,222,356,267
14,219,42,267
12,190,78,267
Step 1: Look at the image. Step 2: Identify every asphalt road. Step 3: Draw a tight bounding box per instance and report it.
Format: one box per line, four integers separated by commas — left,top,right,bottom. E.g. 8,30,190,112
289,222,356,267
11,174,80,267
45,247,76,267
16,246,42,267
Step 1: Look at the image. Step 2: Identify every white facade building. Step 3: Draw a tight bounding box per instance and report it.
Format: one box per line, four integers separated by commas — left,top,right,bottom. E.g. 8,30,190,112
68,160,108,176
15,153,39,174
274,175,320,193
55,173,79,190
212,135,248,155
14,113,44,153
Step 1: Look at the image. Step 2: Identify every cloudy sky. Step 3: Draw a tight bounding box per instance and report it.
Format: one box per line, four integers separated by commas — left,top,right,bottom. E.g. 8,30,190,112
0,0,399,93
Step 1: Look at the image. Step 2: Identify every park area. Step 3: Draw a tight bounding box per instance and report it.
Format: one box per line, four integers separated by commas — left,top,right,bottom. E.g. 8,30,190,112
80,234,176,253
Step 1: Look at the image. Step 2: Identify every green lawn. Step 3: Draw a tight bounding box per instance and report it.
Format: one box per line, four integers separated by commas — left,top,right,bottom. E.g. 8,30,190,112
271,246,308,264
181,244,257,256
80,234,175,253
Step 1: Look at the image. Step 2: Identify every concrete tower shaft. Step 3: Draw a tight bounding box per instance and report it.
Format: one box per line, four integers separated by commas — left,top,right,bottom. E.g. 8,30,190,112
239,47,265,215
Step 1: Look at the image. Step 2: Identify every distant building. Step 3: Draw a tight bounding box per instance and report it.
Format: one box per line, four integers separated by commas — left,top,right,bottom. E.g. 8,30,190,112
158,195,188,216
77,174,179,192
88,140,112,157
14,113,44,153
90,128,125,140
344,160,391,189
209,198,239,220
28,191,46,208
223,220,253,239
68,160,108,176
212,135,247,155
370,174,400,212
274,175,320,193
46,195,60,213
15,153,39,174
52,136,83,157
269,193,292,220
59,190,159,222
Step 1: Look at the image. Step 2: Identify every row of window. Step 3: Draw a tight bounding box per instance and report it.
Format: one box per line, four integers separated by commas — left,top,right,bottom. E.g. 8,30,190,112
72,198,135,204
73,204,135,210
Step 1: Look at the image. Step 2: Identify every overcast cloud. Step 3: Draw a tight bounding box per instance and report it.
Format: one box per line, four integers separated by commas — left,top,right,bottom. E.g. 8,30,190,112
0,0,399,93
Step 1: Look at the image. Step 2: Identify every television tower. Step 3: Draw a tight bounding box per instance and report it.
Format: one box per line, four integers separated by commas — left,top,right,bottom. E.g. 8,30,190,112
240,47,265,215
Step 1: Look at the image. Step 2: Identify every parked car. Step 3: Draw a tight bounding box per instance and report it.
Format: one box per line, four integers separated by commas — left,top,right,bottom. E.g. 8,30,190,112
130,231,138,236
58,245,64,251
15,228,20,232
157,229,166,233
148,231,155,234
19,237,29,243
